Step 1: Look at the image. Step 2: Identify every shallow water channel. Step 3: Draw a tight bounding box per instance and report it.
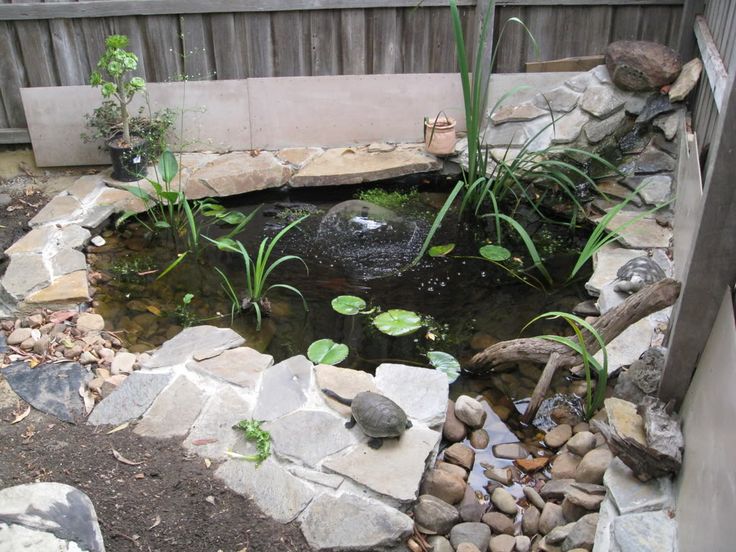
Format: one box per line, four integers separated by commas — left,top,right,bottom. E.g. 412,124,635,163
91,173,593,498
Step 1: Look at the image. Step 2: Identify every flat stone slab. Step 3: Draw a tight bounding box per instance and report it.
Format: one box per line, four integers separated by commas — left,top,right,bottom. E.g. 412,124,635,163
183,386,253,459
3,361,90,423
266,409,357,467
0,482,104,552
491,102,548,124
638,175,673,205
580,85,628,118
551,107,590,144
323,426,441,503
315,364,378,417
286,465,344,489
610,510,676,552
186,347,273,389
139,325,245,369
374,363,448,428
252,355,312,421
594,211,672,249
29,195,83,227
192,151,292,197
290,145,440,187
25,270,90,305
532,85,580,113
134,376,207,438
5,226,56,255
584,109,626,143
215,457,315,523
604,458,673,515
586,244,672,296
300,493,413,551
50,249,86,277
87,371,173,426
594,317,655,372
1,254,51,298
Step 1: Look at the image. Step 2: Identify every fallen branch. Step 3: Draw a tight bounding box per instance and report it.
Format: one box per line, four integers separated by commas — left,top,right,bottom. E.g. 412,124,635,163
466,279,681,422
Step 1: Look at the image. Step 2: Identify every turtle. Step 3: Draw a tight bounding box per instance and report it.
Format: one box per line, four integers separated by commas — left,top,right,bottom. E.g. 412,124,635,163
613,256,666,294
321,389,412,449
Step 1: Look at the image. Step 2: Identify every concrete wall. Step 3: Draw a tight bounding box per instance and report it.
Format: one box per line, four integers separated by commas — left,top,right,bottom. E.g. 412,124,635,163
675,287,736,551
21,72,575,167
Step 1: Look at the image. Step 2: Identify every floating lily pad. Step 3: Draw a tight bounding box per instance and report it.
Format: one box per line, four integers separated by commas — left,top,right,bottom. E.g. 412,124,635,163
331,295,367,316
373,309,423,336
480,244,512,262
427,351,461,383
428,243,455,257
308,339,349,365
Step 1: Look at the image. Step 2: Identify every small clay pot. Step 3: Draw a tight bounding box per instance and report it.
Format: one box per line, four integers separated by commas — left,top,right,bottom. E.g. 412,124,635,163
424,116,457,156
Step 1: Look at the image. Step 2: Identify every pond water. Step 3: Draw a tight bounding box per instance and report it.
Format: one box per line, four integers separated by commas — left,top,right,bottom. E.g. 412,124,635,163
90,173,593,498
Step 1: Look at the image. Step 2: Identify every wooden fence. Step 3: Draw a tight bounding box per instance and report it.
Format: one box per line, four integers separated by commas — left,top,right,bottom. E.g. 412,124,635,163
0,0,685,142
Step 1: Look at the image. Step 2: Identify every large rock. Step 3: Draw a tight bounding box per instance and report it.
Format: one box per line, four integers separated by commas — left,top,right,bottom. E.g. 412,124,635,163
25,270,90,306
139,325,245,369
301,493,413,551
315,364,378,417
252,355,312,421
87,371,173,426
134,376,207,438
605,41,682,91
0,482,104,552
539,502,566,534
575,447,614,485
562,513,598,551
374,363,448,427
610,510,677,551
421,469,467,505
605,397,646,444
186,347,273,389
604,457,673,515
192,151,292,196
449,522,491,552
414,494,461,534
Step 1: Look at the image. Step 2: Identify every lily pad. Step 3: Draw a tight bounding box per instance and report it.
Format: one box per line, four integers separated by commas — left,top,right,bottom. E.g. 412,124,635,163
427,351,461,383
331,295,367,316
308,339,349,365
373,309,423,336
429,243,455,257
480,244,511,262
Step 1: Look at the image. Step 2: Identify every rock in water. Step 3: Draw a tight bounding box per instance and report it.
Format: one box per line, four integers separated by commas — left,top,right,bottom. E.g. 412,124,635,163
605,41,682,91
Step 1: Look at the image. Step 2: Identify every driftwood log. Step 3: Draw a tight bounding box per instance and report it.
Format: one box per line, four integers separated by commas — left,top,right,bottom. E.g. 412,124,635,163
467,278,681,423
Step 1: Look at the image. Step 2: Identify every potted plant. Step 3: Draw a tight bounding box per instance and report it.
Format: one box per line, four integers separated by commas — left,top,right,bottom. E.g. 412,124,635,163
424,113,457,156
89,34,151,181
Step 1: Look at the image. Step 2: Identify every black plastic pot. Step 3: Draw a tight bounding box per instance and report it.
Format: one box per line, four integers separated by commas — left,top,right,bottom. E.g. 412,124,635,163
108,134,148,182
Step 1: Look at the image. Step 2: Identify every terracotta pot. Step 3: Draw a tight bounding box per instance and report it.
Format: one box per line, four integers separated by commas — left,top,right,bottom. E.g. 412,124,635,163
424,116,457,156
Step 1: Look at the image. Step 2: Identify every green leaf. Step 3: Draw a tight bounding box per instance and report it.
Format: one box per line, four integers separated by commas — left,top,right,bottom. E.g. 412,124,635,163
307,339,349,366
331,295,367,316
373,309,423,336
428,244,456,257
182,293,194,304
479,244,511,262
427,351,461,383
159,150,178,185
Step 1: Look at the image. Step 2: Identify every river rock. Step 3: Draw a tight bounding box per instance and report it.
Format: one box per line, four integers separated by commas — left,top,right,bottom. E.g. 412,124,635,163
456,544,481,552
454,395,487,429
546,521,576,544
539,502,567,534
436,461,469,481
522,505,540,536
565,483,605,511
545,424,573,448
76,313,104,333
562,513,598,551
541,479,575,500
491,487,518,515
524,486,546,510
493,442,529,460
427,536,454,552
7,327,32,345
414,494,461,535
483,511,515,535
490,534,517,552
605,41,682,91
575,447,613,484
561,497,588,522
566,431,597,457
485,467,512,485
516,535,532,552
458,484,484,522
469,428,490,449
669,57,703,102
552,452,581,479
444,400,468,442
421,469,466,505
444,443,475,470
449,522,491,552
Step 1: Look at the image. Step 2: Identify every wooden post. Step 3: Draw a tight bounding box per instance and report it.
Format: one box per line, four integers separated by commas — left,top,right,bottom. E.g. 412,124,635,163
676,0,705,61
659,59,736,404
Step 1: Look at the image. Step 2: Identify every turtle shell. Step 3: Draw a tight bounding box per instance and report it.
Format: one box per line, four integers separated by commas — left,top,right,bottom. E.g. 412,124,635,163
616,256,666,284
351,391,409,438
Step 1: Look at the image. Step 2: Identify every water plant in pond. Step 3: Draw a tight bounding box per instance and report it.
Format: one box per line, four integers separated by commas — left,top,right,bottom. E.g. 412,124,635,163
373,309,424,337
109,255,157,283
174,293,197,327
229,419,271,466
307,339,349,366
426,351,461,383
331,295,369,316
207,215,309,330
523,311,608,419
355,187,418,210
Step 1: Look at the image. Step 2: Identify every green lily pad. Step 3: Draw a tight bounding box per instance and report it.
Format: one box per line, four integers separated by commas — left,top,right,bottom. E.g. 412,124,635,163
428,243,455,257
373,309,423,336
331,295,367,316
307,339,349,365
427,351,461,383
479,244,512,262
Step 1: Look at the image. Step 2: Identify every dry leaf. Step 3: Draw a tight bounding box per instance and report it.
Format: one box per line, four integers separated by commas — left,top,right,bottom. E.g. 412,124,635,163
191,438,217,446
106,421,130,435
204,458,212,469
79,385,95,415
49,310,76,324
148,515,161,530
11,405,31,424
134,473,145,479
146,305,162,316
112,448,144,466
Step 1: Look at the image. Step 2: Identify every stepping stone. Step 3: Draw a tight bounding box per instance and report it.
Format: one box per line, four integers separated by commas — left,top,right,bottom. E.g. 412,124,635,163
290,145,440,187
193,151,292,197
0,482,104,552
134,376,207,438
638,174,672,205
29,195,83,227
604,457,674,514
49,249,86,277
300,493,413,551
315,364,377,417
635,94,676,124
323,426,441,503
25,271,90,305
186,346,273,389
580,85,628,118
266,409,357,467
252,355,312,421
611,510,676,552
586,244,671,296
286,465,344,489
87,371,173,426
565,72,594,93
277,147,324,168
3,361,90,423
593,211,672,249
374,363,448,428
1,255,51,298
139,325,245,369
482,123,529,148
634,145,676,175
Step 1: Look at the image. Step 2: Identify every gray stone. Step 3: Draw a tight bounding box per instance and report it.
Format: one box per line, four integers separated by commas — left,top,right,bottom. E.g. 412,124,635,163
565,73,594,93
111,351,136,374
252,355,312,421
567,431,597,457
66,174,105,202
635,146,676,175
482,511,514,535
605,397,647,444
427,536,454,552
183,386,253,459
193,151,292,196
593,497,616,552
323,426,441,503
2,254,51,298
375,363,448,427
140,325,245,369
490,534,517,552
610,510,676,552
522,505,540,536
523,116,555,151
76,313,104,333
300,493,413,551
134,376,207,438
624,94,651,116
516,535,532,552
5,226,55,255
7,327,32,345
266,409,357,467
483,122,529,148
653,109,683,141
541,479,576,501
562,513,598,551
592,65,612,85
552,452,582,480
580,85,628,119
485,466,512,485
545,424,573,448
79,204,116,229
453,395,487,429
491,102,549,124
546,522,576,544
524,486,546,510
491,487,518,515
635,94,676,125
0,482,104,552
575,447,613,485
641,396,683,466
3,361,90,423
414,494,461,534
669,57,703,102
638,175,672,205
286,466,344,489
469,428,489,449
29,195,83,227
449,522,491,552
187,347,273,389
458,484,484,522
87,371,172,426
316,363,377,416
597,281,628,315
584,110,626,144
58,224,91,250
585,244,650,296
594,210,671,249
533,86,580,113
421,469,467,505
539,502,567,534
604,458,674,515
216,457,314,523
564,485,605,511
594,316,657,371
493,442,529,460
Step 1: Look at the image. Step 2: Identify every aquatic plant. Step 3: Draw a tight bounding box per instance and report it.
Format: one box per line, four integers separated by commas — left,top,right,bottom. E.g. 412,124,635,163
523,311,608,419
373,309,424,336
207,216,309,330
109,255,156,283
331,295,370,316
174,292,197,327
356,187,418,210
229,419,271,466
307,339,349,365
426,351,461,383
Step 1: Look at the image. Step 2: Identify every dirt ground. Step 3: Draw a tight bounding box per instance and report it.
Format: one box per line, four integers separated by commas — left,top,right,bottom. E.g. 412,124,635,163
0,147,311,552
